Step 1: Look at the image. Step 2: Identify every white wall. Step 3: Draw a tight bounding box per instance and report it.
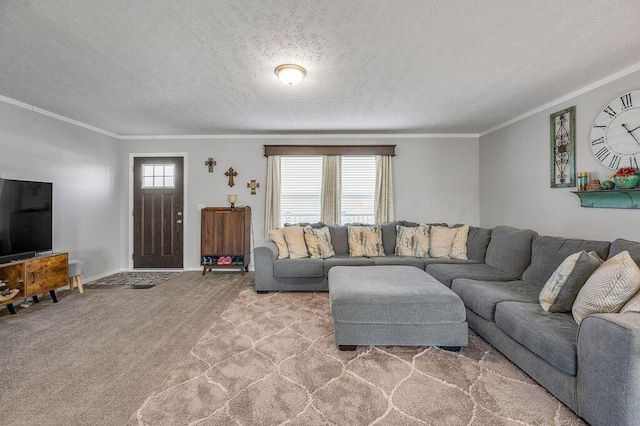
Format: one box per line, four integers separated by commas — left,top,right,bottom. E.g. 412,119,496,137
479,69,640,242
0,102,122,279
120,136,480,270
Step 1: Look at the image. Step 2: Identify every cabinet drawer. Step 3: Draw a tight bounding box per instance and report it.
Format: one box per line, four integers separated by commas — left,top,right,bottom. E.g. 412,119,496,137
25,254,68,295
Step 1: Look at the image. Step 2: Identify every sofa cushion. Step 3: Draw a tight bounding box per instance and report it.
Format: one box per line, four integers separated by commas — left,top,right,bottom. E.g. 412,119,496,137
371,256,425,269
380,221,400,255
282,225,309,259
324,255,374,276
429,226,459,258
303,226,335,259
274,258,324,278
485,226,538,277
348,226,385,257
268,228,289,259
395,224,430,257
495,301,578,376
450,224,470,260
423,258,480,266
425,263,517,288
328,225,349,255
572,251,640,324
538,251,603,313
451,279,539,321
466,226,492,262
522,236,611,287
609,238,640,265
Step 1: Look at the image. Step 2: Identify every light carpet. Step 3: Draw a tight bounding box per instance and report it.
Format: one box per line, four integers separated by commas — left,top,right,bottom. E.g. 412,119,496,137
135,290,586,426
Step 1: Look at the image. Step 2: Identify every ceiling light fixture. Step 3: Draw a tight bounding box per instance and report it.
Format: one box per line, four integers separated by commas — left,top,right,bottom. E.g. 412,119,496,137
274,64,307,86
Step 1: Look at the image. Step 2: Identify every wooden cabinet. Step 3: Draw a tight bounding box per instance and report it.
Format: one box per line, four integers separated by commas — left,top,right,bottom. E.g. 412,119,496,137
0,253,68,315
201,207,251,275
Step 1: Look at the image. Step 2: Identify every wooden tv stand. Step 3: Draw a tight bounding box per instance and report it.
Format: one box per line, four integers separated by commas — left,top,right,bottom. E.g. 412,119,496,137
0,252,68,315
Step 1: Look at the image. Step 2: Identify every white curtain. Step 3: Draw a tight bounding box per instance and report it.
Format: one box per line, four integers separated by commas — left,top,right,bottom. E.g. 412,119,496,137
321,155,341,225
375,155,394,224
264,155,281,238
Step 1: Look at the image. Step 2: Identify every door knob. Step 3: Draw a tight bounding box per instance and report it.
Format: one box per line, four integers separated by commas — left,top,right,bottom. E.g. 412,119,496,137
176,219,183,224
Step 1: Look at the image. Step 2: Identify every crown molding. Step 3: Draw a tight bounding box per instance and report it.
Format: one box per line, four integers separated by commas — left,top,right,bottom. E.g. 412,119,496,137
479,60,640,137
118,133,479,140
0,94,119,138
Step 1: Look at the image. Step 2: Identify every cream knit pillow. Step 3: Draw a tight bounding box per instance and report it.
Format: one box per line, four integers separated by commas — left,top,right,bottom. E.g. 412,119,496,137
450,225,470,260
282,225,309,259
429,226,458,259
268,228,289,259
572,251,640,324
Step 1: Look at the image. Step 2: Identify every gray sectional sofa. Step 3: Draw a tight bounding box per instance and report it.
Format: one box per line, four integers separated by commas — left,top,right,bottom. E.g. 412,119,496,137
254,223,640,426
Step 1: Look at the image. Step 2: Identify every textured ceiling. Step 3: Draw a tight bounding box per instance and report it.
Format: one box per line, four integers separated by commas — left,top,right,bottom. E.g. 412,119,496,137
0,0,639,135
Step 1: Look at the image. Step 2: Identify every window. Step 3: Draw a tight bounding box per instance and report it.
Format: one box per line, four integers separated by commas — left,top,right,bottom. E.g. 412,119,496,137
141,164,175,188
341,156,375,224
279,156,375,225
280,156,322,224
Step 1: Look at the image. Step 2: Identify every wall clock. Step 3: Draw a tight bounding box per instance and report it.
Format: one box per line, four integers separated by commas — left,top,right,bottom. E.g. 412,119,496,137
590,89,640,170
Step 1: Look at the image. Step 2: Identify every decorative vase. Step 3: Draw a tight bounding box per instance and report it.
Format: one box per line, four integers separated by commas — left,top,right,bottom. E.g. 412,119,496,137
614,175,640,189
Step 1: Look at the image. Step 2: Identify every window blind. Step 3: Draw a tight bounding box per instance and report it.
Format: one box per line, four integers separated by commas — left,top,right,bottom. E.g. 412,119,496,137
341,156,375,224
280,156,322,225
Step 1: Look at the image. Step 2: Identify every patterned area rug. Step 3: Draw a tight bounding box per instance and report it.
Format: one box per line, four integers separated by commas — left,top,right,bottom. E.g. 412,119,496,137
134,290,586,425
86,272,182,289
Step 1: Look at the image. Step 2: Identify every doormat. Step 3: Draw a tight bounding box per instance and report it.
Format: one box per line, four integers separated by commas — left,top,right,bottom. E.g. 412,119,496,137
85,272,182,289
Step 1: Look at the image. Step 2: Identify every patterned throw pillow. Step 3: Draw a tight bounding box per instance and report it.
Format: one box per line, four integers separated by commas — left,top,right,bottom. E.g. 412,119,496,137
282,225,309,259
303,226,335,259
348,226,385,257
268,228,289,259
572,251,640,324
429,226,459,258
395,224,430,257
450,225,470,260
539,251,603,312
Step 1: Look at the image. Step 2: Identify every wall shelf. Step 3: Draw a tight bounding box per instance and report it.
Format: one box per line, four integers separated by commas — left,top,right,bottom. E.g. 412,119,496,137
571,190,640,209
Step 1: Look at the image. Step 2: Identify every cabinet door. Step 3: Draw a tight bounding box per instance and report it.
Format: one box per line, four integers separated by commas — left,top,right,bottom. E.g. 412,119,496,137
25,254,68,295
225,210,245,254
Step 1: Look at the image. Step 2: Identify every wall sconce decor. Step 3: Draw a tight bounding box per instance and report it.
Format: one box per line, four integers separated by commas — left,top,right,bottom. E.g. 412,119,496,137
229,194,237,209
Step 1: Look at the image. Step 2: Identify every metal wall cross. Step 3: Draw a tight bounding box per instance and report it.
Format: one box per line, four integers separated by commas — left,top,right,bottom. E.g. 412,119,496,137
247,179,260,195
205,158,217,173
225,167,238,187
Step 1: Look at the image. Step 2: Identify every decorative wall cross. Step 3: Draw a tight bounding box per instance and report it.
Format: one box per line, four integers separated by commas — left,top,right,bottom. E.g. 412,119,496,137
247,179,260,195
225,167,238,187
205,157,217,173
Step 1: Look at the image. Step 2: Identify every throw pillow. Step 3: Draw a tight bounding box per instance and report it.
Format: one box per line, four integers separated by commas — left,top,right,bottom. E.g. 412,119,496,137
348,226,385,257
539,251,603,312
450,225,470,260
620,290,640,313
268,228,289,259
395,224,430,257
282,225,309,259
429,226,459,258
303,226,335,259
572,251,640,324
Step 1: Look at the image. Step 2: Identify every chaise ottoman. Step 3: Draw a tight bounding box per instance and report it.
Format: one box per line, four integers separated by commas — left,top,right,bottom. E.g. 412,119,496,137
329,265,468,351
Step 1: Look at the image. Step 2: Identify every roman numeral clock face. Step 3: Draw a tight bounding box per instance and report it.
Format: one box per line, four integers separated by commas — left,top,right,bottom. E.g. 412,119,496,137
591,90,640,169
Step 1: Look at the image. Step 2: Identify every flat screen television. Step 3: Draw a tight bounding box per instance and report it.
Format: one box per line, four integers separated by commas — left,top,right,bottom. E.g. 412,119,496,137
0,178,53,263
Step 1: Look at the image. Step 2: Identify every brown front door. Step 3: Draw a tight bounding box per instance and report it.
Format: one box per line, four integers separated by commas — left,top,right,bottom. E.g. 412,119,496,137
133,157,184,268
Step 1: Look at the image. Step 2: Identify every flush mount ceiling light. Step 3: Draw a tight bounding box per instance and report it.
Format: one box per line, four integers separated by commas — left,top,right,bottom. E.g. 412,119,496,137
274,64,307,86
